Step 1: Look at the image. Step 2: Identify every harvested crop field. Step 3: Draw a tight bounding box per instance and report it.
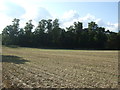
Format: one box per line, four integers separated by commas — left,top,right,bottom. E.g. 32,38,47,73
1,46,118,88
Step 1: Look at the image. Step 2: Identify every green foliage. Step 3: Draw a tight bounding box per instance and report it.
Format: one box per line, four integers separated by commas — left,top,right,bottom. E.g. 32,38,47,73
2,18,20,45
2,18,119,49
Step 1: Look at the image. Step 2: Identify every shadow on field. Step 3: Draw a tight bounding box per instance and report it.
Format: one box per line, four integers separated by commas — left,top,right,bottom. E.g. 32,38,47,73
1,55,29,64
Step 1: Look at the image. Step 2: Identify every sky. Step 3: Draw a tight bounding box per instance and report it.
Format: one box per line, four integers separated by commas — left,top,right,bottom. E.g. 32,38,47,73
0,0,119,33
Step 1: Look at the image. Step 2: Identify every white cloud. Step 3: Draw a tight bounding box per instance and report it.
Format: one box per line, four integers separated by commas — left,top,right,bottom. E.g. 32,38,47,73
95,19,105,27
61,13,96,29
79,13,95,22
0,0,26,33
0,0,21,32
60,12,118,32
62,10,79,21
0,0,52,33
0,14,13,32
106,23,118,32
21,7,52,22
0,0,118,33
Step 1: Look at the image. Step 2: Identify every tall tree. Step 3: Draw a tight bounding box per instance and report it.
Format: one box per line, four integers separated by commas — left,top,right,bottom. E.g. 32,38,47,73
2,18,119,49
2,18,20,45
106,32,118,49
51,19,61,46
34,19,47,47
87,22,98,48
94,27,107,49
88,21,98,31
74,21,83,47
45,19,53,46
17,28,25,46
46,19,52,33
24,20,34,47
66,25,76,48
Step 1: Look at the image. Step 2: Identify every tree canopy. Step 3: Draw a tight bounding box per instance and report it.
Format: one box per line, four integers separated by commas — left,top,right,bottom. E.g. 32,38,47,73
2,18,120,49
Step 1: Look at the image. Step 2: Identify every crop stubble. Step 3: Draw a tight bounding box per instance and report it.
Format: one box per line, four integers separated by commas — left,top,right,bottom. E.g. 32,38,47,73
1,47,118,88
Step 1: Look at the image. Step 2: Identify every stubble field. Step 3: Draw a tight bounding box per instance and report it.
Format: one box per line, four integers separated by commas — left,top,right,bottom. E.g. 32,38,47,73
1,46,118,88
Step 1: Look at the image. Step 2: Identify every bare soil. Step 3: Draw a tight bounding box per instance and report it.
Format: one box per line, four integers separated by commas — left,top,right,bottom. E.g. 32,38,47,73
1,47,118,88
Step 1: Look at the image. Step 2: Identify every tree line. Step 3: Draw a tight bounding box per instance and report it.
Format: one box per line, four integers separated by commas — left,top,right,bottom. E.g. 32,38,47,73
2,18,120,49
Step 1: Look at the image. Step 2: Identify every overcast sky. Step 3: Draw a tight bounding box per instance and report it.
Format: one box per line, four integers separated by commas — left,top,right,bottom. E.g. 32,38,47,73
0,0,119,33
